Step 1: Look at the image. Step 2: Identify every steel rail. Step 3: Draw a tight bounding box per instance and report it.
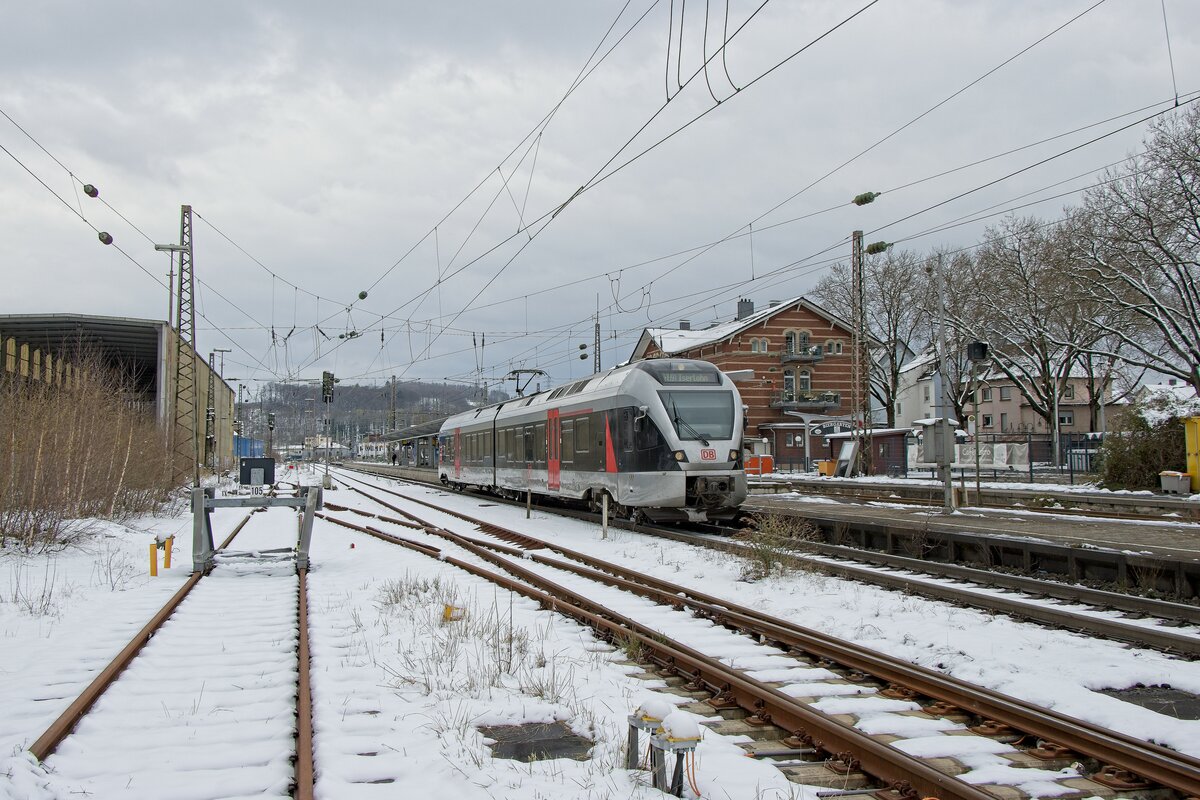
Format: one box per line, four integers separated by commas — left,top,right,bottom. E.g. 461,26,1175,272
329,486,1200,798
639,526,1200,654
748,477,1200,521
296,568,315,800
313,510,996,800
28,511,256,761
333,469,1200,651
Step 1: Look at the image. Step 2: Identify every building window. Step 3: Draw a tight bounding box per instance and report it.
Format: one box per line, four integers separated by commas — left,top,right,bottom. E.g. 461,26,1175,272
1063,384,1075,399
999,386,1012,401
786,434,794,446
896,401,902,415
923,385,931,402
981,387,992,402
784,330,811,354
825,340,835,354
1000,412,1008,431
834,341,843,354
783,370,795,401
982,414,993,428
749,339,759,353
798,369,812,393
1059,410,1074,426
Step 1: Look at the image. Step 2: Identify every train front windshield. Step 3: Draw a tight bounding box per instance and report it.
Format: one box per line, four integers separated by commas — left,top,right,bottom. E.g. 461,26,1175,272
658,391,735,441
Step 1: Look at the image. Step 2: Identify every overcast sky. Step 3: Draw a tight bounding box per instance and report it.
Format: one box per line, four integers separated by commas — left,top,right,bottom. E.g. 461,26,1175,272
3,0,1198,399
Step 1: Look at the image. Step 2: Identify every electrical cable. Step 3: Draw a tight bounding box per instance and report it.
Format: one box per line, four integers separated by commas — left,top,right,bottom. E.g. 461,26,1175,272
1161,0,1180,106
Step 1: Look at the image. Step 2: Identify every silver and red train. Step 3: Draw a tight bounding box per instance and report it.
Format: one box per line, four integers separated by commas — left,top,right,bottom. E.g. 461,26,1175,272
437,359,748,522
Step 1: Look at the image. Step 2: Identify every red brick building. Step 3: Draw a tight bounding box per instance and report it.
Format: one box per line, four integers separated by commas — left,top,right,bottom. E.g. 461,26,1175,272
630,297,868,466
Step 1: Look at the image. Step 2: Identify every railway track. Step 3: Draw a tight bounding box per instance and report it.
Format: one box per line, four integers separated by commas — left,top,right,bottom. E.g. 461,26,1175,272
340,465,1200,656
25,490,317,800
748,477,1200,522
322,472,1200,800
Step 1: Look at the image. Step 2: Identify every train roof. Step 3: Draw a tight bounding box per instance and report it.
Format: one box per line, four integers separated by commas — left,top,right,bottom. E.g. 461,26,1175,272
441,359,727,429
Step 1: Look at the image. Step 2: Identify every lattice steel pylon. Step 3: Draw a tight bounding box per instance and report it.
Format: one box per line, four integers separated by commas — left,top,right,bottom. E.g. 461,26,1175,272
171,205,199,488
851,230,871,476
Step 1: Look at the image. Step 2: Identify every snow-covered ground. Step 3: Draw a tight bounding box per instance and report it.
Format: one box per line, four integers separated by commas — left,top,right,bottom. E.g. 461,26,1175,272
2,466,1198,799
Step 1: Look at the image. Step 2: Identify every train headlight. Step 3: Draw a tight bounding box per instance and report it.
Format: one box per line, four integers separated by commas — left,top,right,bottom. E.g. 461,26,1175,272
672,450,688,462
728,450,739,462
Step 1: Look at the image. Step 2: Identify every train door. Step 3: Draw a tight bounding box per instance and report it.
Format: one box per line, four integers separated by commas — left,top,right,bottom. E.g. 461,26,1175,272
453,427,462,479
547,409,561,491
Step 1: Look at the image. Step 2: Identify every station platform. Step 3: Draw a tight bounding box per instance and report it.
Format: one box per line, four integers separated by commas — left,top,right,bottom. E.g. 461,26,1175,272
746,491,1200,563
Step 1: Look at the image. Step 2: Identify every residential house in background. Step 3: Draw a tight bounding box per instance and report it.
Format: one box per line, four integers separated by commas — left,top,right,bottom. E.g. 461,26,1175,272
966,370,1111,434
891,347,1116,436
630,297,868,465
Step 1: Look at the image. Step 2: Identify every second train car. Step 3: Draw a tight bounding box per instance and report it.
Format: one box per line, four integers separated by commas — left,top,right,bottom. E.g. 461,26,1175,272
438,358,748,522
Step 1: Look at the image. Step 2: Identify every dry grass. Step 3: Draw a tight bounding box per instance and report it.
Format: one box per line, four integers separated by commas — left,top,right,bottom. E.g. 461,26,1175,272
0,351,175,552
734,513,822,581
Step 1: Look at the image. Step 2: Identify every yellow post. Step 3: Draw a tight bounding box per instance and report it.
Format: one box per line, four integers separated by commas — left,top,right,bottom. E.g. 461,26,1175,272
1185,416,1200,493
164,536,174,569
149,543,158,577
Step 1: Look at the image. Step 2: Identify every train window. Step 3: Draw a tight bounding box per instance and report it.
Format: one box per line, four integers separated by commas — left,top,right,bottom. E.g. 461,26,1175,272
513,428,524,462
561,420,574,463
534,423,546,465
524,425,535,462
576,416,590,453
658,390,735,440
620,409,634,452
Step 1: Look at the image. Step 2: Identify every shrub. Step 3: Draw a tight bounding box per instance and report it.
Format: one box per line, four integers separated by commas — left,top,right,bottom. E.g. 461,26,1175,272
734,513,821,580
0,350,174,551
1099,404,1187,490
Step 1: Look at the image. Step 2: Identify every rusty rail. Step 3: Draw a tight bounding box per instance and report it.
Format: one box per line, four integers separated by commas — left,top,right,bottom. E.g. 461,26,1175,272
329,485,1200,799
316,512,991,800
296,568,314,800
28,512,256,761
334,470,1200,645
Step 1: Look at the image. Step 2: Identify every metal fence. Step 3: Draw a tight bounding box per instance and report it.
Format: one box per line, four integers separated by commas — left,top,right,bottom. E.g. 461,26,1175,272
771,431,1106,485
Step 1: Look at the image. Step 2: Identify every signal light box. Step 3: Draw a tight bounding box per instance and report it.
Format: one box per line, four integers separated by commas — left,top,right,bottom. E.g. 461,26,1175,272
239,457,276,487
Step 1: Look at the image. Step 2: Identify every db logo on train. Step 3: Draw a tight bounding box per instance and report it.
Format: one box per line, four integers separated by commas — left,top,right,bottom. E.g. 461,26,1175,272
699,448,717,461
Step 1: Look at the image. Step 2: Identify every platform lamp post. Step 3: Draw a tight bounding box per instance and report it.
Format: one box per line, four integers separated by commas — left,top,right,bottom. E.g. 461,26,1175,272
850,190,887,477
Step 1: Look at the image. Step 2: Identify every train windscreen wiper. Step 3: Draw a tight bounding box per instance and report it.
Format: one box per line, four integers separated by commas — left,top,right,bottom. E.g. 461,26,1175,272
671,400,709,446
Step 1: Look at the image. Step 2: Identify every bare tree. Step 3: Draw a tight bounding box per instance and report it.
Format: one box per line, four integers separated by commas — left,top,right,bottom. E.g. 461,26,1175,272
945,217,1099,458
812,249,929,426
929,251,988,427
1069,104,1200,392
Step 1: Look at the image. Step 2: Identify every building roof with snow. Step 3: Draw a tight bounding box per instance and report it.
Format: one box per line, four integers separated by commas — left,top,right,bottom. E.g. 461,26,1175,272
630,295,865,359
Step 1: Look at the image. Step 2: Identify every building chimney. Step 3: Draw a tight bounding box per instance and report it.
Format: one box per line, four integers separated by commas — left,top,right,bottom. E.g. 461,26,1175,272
736,298,754,320
679,320,691,330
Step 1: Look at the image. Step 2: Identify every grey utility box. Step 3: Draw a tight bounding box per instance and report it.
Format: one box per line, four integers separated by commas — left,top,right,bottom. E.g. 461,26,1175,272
1159,471,1190,495
239,457,276,486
